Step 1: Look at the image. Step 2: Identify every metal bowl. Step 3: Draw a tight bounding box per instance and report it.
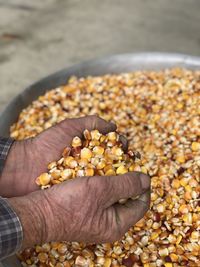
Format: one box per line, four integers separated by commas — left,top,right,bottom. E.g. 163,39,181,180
1,52,200,266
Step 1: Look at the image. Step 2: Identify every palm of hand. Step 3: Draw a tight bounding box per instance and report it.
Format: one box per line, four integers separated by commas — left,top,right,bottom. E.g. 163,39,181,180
0,116,116,197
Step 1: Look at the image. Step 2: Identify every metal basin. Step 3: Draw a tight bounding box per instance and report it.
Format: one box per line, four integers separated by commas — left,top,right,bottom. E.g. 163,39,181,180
1,52,200,266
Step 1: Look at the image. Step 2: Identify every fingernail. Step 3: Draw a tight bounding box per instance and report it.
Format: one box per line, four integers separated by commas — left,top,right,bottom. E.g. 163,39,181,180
140,173,150,190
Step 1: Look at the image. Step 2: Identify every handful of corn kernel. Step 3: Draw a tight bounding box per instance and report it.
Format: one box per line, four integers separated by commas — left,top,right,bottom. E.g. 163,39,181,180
13,69,200,266
36,129,146,195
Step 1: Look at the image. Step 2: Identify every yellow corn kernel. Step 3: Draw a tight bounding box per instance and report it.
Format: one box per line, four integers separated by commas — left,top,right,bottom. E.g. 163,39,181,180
176,154,185,164
72,136,82,147
81,148,93,159
38,252,48,263
170,253,178,262
176,234,182,245
158,248,169,257
93,146,105,155
111,147,123,156
91,130,102,140
104,258,111,267
85,168,94,176
96,160,106,170
180,178,188,187
89,140,100,147
51,170,60,179
141,166,148,174
78,158,88,168
105,169,116,176
61,169,73,180
179,204,188,214
129,164,135,172
116,165,128,175
182,213,192,224
107,132,118,141
191,142,200,151
156,203,165,213
69,159,78,169
172,179,180,189
151,232,159,240
36,173,51,186
83,129,91,140
48,161,57,170
164,263,173,267
64,156,74,166
191,231,199,241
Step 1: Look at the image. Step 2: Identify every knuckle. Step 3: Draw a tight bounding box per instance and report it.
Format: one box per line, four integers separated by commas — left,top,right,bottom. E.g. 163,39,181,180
89,114,100,124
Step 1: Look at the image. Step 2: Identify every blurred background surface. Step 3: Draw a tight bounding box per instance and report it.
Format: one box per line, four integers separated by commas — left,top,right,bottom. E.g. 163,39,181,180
0,0,200,112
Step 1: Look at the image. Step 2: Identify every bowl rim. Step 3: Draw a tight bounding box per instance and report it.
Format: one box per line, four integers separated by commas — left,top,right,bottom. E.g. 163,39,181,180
1,52,200,138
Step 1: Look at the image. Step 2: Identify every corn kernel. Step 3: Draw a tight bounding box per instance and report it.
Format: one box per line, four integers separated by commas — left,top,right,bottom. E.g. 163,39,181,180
36,173,51,186
83,129,91,140
85,168,94,176
96,160,106,170
179,204,188,214
176,235,182,245
48,161,57,170
105,169,116,176
176,154,185,164
116,165,128,175
72,136,82,148
81,148,93,159
151,232,159,240
61,169,73,180
91,130,102,140
107,132,118,141
158,248,169,257
170,253,178,262
93,146,105,155
191,142,200,151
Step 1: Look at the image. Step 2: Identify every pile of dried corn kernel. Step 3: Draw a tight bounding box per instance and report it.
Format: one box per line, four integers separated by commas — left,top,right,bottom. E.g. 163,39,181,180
36,129,145,191
12,68,200,266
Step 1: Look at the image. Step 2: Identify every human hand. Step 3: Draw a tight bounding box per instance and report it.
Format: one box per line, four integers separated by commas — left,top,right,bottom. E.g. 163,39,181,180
9,171,150,248
0,116,117,197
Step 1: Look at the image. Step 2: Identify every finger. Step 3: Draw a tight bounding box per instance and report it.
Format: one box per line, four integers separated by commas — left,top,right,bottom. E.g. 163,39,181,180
102,172,150,207
119,135,128,152
84,115,117,134
109,190,150,234
59,115,117,137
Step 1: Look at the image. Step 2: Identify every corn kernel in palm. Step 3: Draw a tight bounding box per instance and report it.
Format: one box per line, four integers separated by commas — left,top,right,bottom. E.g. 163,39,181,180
93,146,104,155
91,130,102,140
116,165,128,175
107,132,118,141
80,148,93,159
36,173,51,186
72,136,82,148
85,168,94,176
83,129,91,140
96,160,106,170
105,169,116,176
61,169,73,179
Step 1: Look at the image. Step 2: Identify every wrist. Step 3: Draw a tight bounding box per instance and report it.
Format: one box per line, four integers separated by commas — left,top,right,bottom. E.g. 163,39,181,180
0,138,36,197
7,191,48,249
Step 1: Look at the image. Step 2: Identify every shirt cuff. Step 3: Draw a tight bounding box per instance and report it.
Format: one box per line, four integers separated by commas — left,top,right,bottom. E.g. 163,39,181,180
0,197,23,260
0,138,14,174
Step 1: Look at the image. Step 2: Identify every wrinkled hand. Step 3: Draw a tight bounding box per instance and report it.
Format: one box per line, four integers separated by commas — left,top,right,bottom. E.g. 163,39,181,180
0,116,117,197
9,171,150,248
